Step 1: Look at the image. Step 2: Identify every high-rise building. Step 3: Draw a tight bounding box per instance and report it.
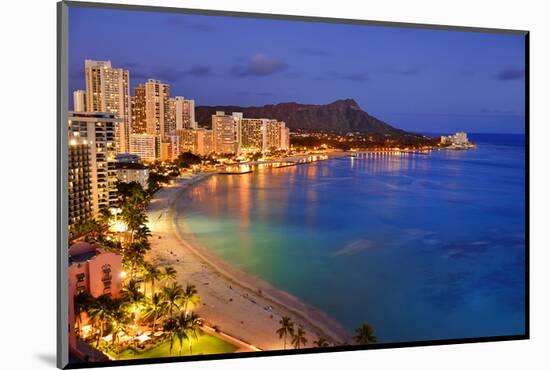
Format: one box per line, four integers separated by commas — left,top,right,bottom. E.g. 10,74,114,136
176,128,214,156
132,79,171,139
68,112,120,216
172,96,197,130
266,120,285,151
160,135,180,162
84,60,131,153
240,118,267,153
280,126,290,150
196,128,213,156
131,85,146,134
177,129,196,153
212,111,241,154
68,135,93,235
73,90,86,112
129,133,160,162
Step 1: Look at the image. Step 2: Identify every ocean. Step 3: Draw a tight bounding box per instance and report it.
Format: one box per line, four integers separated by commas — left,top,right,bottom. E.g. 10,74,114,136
174,134,526,343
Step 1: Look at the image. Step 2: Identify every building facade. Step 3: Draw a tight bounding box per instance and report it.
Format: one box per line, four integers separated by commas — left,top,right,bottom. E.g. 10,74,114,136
240,118,267,153
68,135,93,235
133,79,171,139
114,162,150,190
212,111,241,154
172,96,197,130
73,90,86,112
129,133,160,162
84,60,132,153
68,111,121,216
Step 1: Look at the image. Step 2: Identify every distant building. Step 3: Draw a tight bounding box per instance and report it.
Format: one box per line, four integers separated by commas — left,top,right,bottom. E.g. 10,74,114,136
160,135,180,162
73,90,86,112
68,111,121,216
172,96,197,130
68,135,93,235
129,133,160,162
266,119,285,151
114,162,149,190
280,126,290,150
196,128,213,156
441,132,470,146
212,111,241,154
177,128,214,156
240,118,267,153
133,79,171,139
84,60,131,153
177,129,195,153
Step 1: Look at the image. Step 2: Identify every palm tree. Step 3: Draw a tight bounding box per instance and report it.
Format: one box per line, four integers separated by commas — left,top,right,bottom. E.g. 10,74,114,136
109,300,129,348
313,336,329,347
163,317,178,355
142,293,167,332
353,323,377,345
160,266,177,286
142,263,161,297
87,295,113,348
162,282,184,316
276,316,294,350
182,312,202,355
121,279,145,325
73,291,94,339
175,326,190,356
124,240,150,277
181,284,200,315
291,326,308,349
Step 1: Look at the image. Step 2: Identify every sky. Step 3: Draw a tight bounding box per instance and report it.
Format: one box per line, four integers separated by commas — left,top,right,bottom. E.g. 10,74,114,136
68,7,526,134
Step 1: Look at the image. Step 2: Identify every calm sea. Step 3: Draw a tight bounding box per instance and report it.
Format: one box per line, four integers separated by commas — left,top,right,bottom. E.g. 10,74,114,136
175,134,526,343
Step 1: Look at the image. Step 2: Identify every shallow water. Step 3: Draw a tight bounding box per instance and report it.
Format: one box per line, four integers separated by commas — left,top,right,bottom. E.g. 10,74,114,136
175,134,526,343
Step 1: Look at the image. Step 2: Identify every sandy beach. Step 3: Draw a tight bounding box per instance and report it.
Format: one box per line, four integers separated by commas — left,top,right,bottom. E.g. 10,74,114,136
145,173,350,351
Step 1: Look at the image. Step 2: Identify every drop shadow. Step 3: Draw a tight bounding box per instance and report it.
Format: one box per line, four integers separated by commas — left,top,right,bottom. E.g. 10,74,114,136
35,353,57,367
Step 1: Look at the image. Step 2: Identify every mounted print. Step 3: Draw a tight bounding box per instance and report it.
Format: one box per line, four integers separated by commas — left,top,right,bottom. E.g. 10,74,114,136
57,1,529,368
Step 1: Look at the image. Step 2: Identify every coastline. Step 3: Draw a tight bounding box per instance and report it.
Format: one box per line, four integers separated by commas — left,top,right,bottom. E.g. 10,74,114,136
145,172,350,351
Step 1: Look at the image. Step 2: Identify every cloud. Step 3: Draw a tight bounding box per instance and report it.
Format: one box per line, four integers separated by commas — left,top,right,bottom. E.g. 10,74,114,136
164,17,213,32
123,62,213,82
495,67,525,81
185,66,212,77
383,64,426,76
231,54,289,77
295,47,331,57
316,71,369,83
285,72,302,79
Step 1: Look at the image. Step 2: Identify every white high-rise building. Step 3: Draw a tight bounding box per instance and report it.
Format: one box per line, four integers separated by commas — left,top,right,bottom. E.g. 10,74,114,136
68,112,121,216
212,111,241,154
84,60,131,153
173,96,197,130
73,90,86,112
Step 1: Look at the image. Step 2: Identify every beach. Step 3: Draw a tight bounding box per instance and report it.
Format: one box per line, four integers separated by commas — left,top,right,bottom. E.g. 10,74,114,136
145,173,350,351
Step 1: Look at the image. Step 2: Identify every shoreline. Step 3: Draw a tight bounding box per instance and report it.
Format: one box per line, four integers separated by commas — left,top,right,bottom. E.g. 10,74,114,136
146,172,350,351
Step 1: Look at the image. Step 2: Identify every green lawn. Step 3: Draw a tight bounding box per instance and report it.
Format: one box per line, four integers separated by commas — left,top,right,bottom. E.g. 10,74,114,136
113,331,238,360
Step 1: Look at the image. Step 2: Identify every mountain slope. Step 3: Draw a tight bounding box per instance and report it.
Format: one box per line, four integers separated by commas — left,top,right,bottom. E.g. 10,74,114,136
195,99,407,135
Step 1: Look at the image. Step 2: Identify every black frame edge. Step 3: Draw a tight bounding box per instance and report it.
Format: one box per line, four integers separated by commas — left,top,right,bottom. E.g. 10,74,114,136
58,1,530,369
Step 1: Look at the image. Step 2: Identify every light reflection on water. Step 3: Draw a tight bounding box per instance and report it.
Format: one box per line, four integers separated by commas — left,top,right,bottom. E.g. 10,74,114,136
176,135,525,343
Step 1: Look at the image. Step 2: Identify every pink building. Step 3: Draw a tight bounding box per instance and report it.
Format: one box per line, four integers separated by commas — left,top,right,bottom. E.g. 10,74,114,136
68,242,123,358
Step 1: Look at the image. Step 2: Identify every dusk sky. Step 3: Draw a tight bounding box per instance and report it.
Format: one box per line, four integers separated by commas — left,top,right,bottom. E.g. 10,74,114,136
69,7,526,134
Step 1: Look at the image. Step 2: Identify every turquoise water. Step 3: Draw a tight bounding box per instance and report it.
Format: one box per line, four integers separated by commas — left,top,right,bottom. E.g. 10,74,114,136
175,134,526,343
